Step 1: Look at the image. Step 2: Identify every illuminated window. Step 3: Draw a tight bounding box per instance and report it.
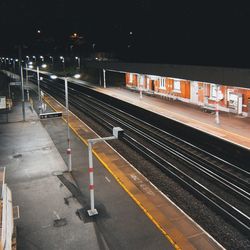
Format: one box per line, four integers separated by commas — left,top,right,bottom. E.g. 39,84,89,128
129,73,133,83
139,75,144,85
173,80,181,91
160,78,165,89
210,84,217,98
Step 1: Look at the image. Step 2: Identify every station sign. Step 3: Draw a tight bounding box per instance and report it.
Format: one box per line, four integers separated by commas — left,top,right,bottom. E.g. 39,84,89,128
0,96,6,109
39,112,62,119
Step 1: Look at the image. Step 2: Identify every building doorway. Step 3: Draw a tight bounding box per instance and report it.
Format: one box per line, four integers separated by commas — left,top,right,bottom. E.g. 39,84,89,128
190,81,199,104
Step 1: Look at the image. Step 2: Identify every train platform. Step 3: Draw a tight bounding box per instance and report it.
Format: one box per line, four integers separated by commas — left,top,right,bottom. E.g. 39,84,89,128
92,86,250,150
0,75,175,249
0,101,103,249
43,89,224,249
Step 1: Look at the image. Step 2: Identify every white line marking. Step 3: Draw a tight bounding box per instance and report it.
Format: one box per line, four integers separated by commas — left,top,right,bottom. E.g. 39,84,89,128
105,176,111,183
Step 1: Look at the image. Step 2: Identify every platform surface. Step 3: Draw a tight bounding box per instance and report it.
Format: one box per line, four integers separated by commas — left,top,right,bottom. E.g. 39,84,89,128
43,89,224,250
0,84,174,249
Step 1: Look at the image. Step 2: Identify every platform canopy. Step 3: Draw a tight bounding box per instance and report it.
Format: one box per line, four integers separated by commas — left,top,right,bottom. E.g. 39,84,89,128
86,61,250,89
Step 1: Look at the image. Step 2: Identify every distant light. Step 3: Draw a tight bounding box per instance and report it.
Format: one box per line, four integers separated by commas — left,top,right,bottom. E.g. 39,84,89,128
28,65,34,69
15,59,18,62
73,33,77,37
73,74,81,79
33,56,36,58
129,31,133,35
40,56,44,59
60,56,64,59
41,64,47,68
95,57,98,60
50,75,58,79
28,61,33,65
75,57,78,59
37,30,41,33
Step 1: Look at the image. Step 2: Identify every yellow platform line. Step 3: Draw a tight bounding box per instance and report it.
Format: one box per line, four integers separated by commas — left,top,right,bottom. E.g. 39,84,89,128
43,94,181,250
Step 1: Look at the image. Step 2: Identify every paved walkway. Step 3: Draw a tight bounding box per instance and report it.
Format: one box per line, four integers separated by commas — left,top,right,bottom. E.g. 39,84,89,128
43,89,224,250
0,73,174,249
0,102,101,249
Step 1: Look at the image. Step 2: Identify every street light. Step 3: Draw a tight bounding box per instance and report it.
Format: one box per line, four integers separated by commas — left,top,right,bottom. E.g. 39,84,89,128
20,65,25,121
75,57,80,69
50,73,81,172
36,64,47,114
49,56,54,68
60,56,65,71
13,59,18,73
40,56,44,62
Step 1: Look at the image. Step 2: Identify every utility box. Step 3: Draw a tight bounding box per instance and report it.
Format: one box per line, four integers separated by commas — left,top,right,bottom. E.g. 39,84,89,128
228,93,243,114
113,127,124,139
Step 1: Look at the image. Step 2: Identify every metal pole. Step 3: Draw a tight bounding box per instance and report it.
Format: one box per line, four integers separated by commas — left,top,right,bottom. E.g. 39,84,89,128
37,66,42,114
140,84,143,100
78,58,80,69
65,78,72,172
99,69,102,86
20,66,25,121
26,64,28,85
103,69,106,88
63,60,65,72
215,84,220,125
87,141,98,216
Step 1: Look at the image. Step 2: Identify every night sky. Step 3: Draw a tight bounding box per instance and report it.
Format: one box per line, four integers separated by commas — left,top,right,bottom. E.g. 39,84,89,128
1,1,250,67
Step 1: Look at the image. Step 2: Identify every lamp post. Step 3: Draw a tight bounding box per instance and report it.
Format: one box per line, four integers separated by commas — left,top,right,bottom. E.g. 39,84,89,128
49,56,54,68
50,73,81,172
36,64,47,114
20,65,25,121
60,56,65,71
75,57,80,69
13,59,18,73
103,69,106,88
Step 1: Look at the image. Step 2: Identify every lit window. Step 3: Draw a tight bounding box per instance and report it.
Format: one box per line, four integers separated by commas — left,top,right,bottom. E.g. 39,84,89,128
129,73,133,83
210,84,217,98
160,78,165,89
173,80,181,91
139,75,144,85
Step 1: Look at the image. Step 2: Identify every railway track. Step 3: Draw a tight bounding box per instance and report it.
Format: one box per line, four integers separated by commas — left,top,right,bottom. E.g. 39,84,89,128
34,75,250,235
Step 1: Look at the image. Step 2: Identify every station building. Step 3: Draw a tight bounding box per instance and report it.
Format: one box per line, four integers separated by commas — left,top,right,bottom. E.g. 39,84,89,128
125,73,250,116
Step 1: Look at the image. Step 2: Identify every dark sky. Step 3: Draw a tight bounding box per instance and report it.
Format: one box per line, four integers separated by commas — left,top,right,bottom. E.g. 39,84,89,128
1,1,250,67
